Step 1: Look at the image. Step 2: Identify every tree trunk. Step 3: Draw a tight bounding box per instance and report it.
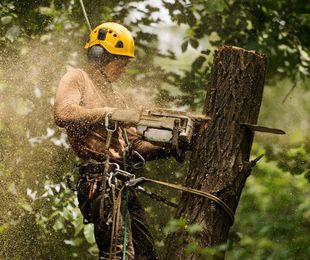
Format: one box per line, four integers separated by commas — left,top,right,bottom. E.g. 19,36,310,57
165,46,266,259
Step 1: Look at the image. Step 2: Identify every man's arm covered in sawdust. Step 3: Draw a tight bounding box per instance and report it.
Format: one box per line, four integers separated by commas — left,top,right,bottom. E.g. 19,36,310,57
54,70,111,127
54,69,170,161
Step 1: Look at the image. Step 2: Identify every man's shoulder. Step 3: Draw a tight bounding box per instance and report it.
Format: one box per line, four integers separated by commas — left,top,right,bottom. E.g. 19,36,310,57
61,67,85,82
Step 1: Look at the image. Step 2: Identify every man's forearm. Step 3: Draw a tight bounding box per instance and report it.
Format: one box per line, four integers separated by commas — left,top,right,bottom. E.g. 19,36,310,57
54,103,116,128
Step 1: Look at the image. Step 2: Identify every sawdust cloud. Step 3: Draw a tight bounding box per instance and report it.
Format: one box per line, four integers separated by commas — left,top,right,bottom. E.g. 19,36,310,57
0,38,80,259
0,37,165,259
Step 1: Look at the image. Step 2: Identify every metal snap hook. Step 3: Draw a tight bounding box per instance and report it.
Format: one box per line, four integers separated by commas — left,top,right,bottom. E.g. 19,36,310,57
105,112,117,132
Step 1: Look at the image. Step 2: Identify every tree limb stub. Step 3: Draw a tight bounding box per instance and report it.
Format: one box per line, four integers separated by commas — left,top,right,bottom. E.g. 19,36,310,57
165,45,266,259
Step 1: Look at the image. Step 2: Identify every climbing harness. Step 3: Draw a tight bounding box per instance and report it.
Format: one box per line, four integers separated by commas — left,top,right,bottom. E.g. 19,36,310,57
85,160,234,258
73,113,234,259
88,160,235,260
75,161,235,258
77,161,235,259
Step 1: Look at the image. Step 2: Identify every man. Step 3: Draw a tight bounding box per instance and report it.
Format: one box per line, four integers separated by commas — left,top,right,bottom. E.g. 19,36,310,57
54,22,171,259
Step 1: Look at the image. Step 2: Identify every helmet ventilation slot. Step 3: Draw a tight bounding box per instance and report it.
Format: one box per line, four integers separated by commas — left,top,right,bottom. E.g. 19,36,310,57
115,41,124,48
98,29,107,40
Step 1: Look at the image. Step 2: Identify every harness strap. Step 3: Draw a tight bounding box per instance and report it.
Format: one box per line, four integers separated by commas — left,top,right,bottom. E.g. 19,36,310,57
113,186,125,259
108,184,117,259
100,113,116,223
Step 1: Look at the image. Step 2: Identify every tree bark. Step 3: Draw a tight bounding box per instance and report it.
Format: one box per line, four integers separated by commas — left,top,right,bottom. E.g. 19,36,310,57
165,46,266,259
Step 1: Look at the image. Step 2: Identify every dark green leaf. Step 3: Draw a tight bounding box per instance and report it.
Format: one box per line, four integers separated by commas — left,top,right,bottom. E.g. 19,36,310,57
181,40,189,52
190,38,199,49
191,56,206,71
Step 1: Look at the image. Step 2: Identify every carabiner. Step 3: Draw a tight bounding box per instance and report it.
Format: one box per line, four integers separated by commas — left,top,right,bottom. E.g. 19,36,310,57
132,150,146,169
108,172,116,187
105,112,117,132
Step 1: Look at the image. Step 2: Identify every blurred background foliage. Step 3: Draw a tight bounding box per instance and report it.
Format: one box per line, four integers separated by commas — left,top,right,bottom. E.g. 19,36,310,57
0,0,309,259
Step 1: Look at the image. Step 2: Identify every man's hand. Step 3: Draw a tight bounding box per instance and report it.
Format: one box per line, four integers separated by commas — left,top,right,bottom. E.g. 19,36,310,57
110,108,142,126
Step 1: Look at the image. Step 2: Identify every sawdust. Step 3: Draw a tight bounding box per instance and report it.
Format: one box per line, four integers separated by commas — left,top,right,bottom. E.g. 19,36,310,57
0,38,80,258
0,37,164,259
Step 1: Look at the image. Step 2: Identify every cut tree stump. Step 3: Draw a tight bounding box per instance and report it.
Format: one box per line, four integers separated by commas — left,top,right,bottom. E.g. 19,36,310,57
165,45,266,259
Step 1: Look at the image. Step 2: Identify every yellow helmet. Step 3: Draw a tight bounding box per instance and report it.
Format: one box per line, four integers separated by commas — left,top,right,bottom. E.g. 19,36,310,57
84,22,135,58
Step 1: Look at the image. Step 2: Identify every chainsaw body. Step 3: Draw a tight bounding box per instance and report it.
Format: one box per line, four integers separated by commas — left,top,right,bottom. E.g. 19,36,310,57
110,108,209,150
136,109,201,150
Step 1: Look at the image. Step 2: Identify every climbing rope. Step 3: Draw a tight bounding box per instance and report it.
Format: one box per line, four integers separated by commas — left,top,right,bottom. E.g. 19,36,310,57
109,185,125,260
79,0,92,32
121,128,130,259
122,189,129,260
126,177,235,224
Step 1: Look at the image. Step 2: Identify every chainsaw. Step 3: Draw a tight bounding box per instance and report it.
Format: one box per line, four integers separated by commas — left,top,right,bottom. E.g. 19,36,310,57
107,108,285,154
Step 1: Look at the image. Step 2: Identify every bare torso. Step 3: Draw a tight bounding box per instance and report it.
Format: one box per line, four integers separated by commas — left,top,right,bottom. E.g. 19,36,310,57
54,67,167,162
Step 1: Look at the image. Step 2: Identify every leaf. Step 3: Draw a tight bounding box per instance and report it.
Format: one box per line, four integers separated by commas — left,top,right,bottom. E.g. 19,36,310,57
5,25,20,42
164,218,187,235
181,40,189,52
201,49,211,55
1,16,13,25
185,243,199,255
83,224,95,244
71,237,84,247
53,218,64,230
73,216,84,236
188,223,202,234
191,56,206,71
190,38,199,49
8,182,17,195
187,12,197,27
19,202,33,212
38,7,56,16
305,170,310,182
0,224,9,234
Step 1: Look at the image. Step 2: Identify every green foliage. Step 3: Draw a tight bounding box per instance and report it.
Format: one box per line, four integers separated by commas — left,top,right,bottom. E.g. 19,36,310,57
163,218,227,259
0,2,20,43
227,159,310,259
266,143,310,181
160,0,310,109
